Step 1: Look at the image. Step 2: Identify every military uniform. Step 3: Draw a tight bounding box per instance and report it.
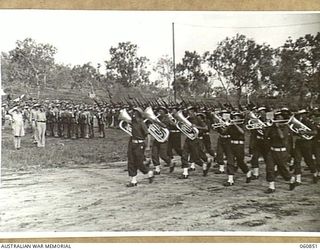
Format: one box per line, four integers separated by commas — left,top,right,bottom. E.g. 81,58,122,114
30,106,39,143
212,111,231,174
61,107,72,139
311,110,320,179
96,109,106,138
264,113,295,193
312,125,320,179
249,108,270,179
36,107,47,147
127,108,154,187
181,107,211,179
167,108,182,158
292,110,318,184
9,106,25,149
46,107,55,137
224,113,252,186
79,108,90,139
199,112,215,160
70,106,77,139
151,107,174,174
52,105,60,137
250,129,270,179
89,108,95,138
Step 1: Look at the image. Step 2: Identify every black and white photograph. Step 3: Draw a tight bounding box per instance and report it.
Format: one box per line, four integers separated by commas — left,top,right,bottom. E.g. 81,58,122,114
1,10,320,234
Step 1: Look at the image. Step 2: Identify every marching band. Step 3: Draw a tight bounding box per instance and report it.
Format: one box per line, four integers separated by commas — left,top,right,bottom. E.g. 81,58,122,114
117,102,320,192
2,98,320,193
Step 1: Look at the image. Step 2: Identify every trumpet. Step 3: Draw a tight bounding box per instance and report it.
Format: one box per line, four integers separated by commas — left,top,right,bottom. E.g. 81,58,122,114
211,112,227,129
265,119,289,126
118,109,132,136
143,107,170,143
287,115,314,140
245,111,269,130
174,110,199,140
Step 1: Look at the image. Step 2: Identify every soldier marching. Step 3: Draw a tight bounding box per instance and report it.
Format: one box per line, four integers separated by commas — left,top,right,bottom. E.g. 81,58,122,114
2,96,320,193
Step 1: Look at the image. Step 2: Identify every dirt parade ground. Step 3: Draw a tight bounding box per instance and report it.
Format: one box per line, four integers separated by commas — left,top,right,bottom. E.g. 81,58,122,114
1,128,320,232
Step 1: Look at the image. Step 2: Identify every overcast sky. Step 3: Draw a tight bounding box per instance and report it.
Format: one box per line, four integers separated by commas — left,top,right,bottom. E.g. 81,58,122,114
0,10,319,69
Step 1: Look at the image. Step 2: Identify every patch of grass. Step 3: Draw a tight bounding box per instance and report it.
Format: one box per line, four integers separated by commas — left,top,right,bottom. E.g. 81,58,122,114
1,125,253,176
1,128,128,175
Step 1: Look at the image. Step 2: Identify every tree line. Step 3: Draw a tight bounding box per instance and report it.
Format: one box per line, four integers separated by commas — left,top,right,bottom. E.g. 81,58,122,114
1,33,319,105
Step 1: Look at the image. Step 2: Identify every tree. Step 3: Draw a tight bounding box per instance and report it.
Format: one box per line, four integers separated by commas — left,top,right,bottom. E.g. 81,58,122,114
204,34,274,105
6,38,57,97
70,63,101,92
153,55,173,88
48,64,73,90
273,33,320,104
105,42,150,87
175,51,210,96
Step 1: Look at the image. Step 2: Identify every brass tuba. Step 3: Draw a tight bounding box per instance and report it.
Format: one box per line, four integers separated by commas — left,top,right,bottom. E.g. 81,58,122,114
143,107,170,143
118,109,132,136
287,115,314,140
174,110,199,140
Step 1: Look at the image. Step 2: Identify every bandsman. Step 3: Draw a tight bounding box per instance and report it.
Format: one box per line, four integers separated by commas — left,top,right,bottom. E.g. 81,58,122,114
151,106,175,175
292,109,318,185
126,107,154,187
180,106,211,179
249,107,270,179
264,111,296,193
224,112,252,186
213,110,231,175
167,106,182,159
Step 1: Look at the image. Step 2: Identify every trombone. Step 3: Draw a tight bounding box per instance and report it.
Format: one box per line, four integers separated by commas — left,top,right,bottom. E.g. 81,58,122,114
211,112,227,129
245,111,269,130
226,118,244,126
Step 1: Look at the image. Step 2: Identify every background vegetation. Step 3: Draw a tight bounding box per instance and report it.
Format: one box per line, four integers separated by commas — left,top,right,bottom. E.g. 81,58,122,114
1,32,319,107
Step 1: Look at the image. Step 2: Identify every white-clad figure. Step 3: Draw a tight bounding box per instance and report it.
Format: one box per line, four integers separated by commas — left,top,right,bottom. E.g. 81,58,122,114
36,105,47,147
30,104,39,144
8,106,25,150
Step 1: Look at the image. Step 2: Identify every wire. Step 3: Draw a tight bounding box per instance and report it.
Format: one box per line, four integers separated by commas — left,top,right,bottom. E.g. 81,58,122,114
176,21,320,29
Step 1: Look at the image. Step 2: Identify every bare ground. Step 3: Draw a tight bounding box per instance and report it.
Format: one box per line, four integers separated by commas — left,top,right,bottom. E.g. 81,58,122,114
1,129,320,232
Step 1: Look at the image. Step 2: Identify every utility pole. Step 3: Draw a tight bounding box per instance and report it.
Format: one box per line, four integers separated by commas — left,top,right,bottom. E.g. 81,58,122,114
172,22,176,103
